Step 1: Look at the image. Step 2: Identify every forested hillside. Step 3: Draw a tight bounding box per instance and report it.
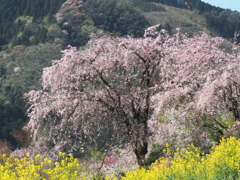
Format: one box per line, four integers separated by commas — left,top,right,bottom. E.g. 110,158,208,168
0,0,66,48
0,0,150,49
0,0,240,173
1,0,240,49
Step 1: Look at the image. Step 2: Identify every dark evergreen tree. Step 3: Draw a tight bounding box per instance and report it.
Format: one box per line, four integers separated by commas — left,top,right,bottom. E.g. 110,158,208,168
0,0,66,46
36,27,48,43
84,0,149,37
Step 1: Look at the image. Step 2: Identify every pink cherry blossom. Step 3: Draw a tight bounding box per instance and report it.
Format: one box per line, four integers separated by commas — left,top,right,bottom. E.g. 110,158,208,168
24,25,240,165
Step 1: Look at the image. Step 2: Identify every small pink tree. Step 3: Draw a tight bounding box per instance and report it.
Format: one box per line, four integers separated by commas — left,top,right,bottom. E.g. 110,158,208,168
25,25,240,165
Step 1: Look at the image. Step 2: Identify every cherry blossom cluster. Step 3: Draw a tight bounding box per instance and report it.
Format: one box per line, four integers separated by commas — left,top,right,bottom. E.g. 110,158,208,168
24,24,240,164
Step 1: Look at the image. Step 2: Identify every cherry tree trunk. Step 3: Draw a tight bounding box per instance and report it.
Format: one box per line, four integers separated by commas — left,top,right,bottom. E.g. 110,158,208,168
133,134,148,166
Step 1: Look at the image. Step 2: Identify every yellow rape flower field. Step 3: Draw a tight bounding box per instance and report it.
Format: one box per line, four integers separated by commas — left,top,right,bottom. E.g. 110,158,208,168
1,137,240,179
120,137,240,180
0,152,87,180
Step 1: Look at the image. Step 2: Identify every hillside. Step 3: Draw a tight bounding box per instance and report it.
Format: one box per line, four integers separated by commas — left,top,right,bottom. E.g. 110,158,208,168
143,3,207,35
1,0,240,49
144,0,240,39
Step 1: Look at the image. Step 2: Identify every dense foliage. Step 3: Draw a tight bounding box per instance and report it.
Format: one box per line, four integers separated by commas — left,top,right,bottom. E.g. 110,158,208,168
0,85,27,149
83,0,149,37
0,0,66,48
0,0,150,49
206,10,240,41
1,0,240,50
0,43,62,147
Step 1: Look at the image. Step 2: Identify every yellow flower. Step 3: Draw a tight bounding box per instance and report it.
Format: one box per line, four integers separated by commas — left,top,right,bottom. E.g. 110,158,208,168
121,137,240,180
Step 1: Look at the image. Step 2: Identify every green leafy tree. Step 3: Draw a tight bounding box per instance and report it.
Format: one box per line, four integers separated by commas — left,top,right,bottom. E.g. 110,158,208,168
84,0,149,37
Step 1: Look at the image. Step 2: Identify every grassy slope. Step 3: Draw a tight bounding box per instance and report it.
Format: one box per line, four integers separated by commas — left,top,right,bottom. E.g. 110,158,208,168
143,3,208,35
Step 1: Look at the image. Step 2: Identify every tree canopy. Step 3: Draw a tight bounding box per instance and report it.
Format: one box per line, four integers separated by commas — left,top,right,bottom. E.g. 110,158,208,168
25,25,240,164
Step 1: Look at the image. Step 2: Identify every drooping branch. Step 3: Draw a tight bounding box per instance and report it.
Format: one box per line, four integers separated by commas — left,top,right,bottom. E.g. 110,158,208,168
203,124,224,136
66,101,80,121
97,98,115,112
209,115,228,129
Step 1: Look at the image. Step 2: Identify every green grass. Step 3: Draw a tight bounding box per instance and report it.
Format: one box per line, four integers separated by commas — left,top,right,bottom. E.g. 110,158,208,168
142,3,207,35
